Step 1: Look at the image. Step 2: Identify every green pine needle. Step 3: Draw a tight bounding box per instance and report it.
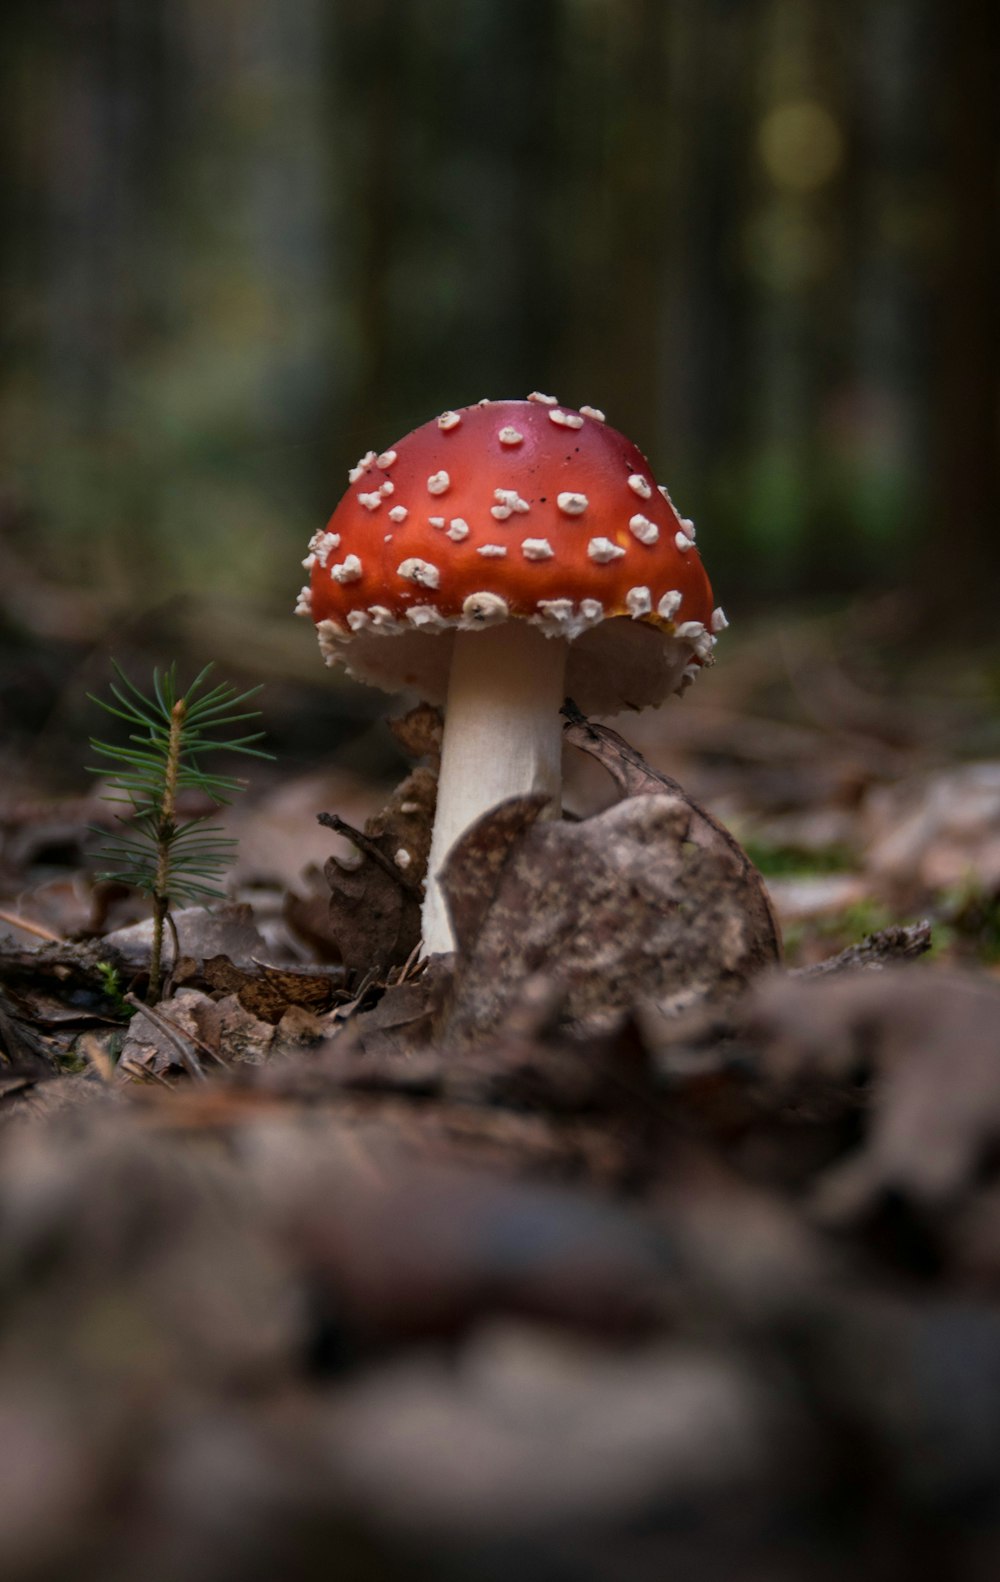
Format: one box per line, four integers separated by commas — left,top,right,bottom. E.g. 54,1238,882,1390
88,661,273,1002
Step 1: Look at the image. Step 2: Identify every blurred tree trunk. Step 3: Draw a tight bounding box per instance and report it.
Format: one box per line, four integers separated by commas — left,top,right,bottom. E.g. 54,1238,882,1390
338,0,401,462
846,0,928,584
338,0,561,463
924,0,1000,620
660,0,755,489
582,0,672,436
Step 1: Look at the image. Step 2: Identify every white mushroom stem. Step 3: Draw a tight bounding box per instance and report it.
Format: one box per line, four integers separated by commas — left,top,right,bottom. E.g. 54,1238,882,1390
422,623,568,954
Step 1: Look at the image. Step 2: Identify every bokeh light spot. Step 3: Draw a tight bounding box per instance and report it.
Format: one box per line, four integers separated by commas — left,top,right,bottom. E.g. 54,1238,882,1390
758,99,844,193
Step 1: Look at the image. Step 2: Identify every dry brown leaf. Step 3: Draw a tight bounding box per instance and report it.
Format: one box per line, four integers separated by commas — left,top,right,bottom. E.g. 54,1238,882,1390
315,765,437,977
192,956,343,1025
388,701,443,763
441,788,782,1044
864,762,1000,898
119,988,217,1077
439,793,549,949
564,707,783,958
319,846,417,978
744,967,1000,1222
362,763,437,885
326,1326,771,1535
0,987,59,1071
0,937,127,1029
281,874,342,962
256,1144,678,1345
102,902,268,973
189,993,277,1065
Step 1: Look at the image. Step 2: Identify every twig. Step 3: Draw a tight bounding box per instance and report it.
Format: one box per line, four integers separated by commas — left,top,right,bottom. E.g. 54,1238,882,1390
79,1032,116,1084
124,992,207,1081
0,908,62,943
797,921,933,976
317,811,422,897
162,908,182,999
0,989,57,1071
119,1058,176,1088
330,963,382,1022
560,697,588,728
127,996,226,1068
394,939,425,982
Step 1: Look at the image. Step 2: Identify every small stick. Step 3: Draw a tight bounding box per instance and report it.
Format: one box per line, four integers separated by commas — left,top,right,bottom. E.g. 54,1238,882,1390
159,908,183,1000
79,1032,116,1084
318,812,422,897
393,939,424,982
124,992,207,1082
135,1002,227,1068
0,908,62,943
119,1057,176,1088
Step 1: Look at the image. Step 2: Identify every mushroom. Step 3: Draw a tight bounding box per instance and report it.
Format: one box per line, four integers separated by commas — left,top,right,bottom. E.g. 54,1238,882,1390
297,398,724,954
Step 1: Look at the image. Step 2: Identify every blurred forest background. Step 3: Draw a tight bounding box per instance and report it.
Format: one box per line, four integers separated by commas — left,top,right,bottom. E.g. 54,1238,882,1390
0,0,998,786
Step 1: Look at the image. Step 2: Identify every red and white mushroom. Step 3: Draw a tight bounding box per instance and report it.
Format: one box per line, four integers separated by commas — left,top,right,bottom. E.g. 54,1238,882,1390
297,397,725,954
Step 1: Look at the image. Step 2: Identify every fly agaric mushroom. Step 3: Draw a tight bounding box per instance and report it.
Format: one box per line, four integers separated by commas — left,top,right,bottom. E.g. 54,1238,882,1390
296,397,725,954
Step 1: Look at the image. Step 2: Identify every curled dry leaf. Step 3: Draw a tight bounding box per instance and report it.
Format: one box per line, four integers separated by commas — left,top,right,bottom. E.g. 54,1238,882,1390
184,954,343,1025
265,1154,677,1346
864,761,1000,899
743,967,1000,1225
102,902,267,973
327,1326,772,1538
119,987,215,1077
0,1115,298,1388
388,701,443,764
441,787,782,1044
314,765,437,977
333,963,450,1059
189,993,277,1064
354,762,437,883
0,937,128,1031
563,706,782,957
0,987,58,1072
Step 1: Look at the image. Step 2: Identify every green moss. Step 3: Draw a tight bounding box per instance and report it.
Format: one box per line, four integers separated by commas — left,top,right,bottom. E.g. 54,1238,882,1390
937,881,1000,965
779,897,904,969
832,899,899,943
95,959,131,1019
743,840,855,878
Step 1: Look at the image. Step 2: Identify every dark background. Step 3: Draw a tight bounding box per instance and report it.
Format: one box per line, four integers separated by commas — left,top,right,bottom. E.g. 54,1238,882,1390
1,0,998,780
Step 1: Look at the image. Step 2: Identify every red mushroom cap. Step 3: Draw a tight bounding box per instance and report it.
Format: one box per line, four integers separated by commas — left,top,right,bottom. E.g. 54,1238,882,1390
297,398,724,714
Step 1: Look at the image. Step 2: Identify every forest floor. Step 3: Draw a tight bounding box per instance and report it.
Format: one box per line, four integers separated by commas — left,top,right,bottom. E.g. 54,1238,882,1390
2,600,1000,1580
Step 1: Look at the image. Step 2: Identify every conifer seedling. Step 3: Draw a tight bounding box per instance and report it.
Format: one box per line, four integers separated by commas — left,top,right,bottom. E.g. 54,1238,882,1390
89,662,271,1002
